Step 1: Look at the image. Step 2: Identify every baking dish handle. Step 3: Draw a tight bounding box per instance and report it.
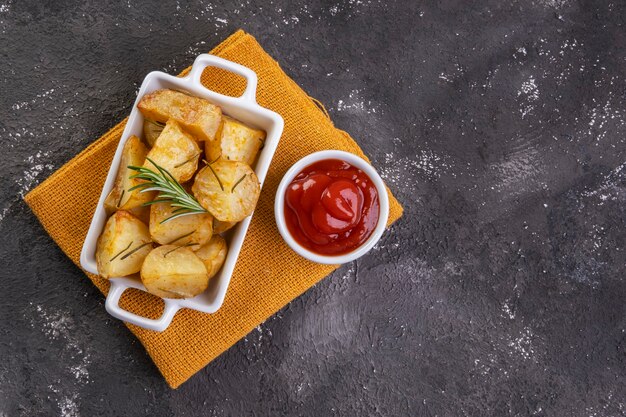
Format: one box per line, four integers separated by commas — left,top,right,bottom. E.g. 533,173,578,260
105,280,179,332
186,54,258,104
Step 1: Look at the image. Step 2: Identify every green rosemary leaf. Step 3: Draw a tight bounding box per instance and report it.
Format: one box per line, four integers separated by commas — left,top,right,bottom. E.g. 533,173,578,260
208,154,222,165
231,174,247,193
207,164,224,191
126,164,146,172
120,242,152,260
127,159,208,220
170,207,190,214
164,242,198,257
161,210,205,224
127,182,152,192
116,190,126,208
110,241,132,261
141,199,172,206
174,152,201,168
166,231,195,245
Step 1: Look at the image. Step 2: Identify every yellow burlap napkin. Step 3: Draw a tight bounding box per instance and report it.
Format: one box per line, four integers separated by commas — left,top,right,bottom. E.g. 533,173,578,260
25,30,403,388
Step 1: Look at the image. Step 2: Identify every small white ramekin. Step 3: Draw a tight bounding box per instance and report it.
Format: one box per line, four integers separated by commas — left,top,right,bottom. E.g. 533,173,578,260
274,150,389,264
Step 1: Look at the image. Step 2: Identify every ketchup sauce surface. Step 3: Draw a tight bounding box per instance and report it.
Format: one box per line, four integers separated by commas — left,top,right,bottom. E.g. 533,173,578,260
284,159,380,255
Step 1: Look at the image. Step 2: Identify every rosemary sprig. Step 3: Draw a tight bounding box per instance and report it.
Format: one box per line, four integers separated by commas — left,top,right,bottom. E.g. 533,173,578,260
110,241,132,261
164,242,198,257
167,230,195,245
120,242,152,260
231,174,247,193
174,152,200,168
206,154,221,165
116,190,126,208
207,164,224,192
128,158,208,223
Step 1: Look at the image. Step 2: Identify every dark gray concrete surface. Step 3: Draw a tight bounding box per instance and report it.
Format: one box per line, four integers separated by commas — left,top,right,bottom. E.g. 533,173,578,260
1,0,625,415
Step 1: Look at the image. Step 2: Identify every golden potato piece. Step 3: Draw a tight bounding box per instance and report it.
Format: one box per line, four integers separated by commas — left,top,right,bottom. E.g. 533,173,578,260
213,219,237,234
143,119,201,183
140,245,208,299
195,235,228,279
96,210,153,279
103,135,154,213
205,116,266,166
128,205,150,225
149,201,213,249
143,118,164,147
137,89,222,141
192,160,261,222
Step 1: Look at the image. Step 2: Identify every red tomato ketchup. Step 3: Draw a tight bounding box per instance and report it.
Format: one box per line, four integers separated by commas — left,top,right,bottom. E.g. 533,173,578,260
284,159,380,255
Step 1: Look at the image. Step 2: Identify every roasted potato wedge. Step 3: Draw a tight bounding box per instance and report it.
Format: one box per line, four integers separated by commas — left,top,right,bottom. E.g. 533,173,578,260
140,245,208,299
96,210,152,279
205,116,266,166
137,89,222,141
149,201,213,248
192,160,261,222
213,219,237,234
103,135,154,213
128,205,150,225
143,119,201,183
195,235,228,279
143,118,165,147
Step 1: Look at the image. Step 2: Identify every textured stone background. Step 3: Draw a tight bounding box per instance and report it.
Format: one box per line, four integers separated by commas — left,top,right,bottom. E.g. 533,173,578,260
1,0,625,416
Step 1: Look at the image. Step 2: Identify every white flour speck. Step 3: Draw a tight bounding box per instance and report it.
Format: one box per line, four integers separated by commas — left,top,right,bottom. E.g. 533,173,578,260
502,300,515,319
518,76,539,100
579,162,625,213
0,0,10,13
380,150,452,188
58,394,80,417
439,73,453,83
335,89,379,114
583,91,624,142
508,326,537,361
283,16,299,25
12,88,56,111
31,304,92,416
537,0,570,8
0,198,18,226
16,151,54,198
517,76,539,118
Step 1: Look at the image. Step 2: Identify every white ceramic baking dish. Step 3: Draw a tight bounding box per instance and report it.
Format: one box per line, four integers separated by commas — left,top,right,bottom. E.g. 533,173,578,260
80,54,284,332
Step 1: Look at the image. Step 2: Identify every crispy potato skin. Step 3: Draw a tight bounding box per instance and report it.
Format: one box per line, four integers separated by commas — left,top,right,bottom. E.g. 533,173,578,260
128,205,150,225
213,219,237,234
143,119,201,183
96,210,152,279
103,135,154,213
195,235,228,279
137,89,222,141
192,160,261,222
149,201,213,248
205,116,266,166
140,245,209,299
143,118,164,147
